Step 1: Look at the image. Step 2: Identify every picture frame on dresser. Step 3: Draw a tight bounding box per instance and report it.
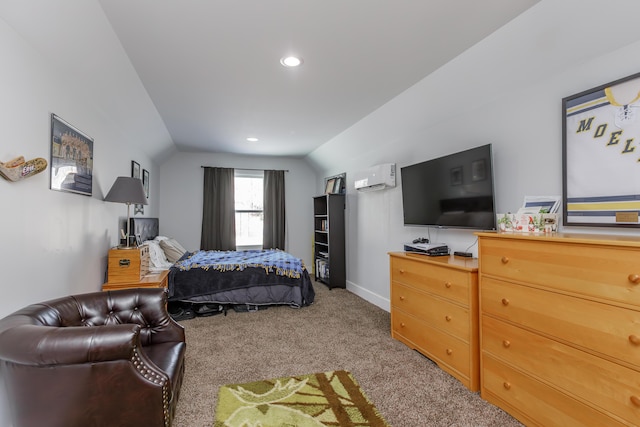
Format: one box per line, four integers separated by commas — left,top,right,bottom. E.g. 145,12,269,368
562,71,640,228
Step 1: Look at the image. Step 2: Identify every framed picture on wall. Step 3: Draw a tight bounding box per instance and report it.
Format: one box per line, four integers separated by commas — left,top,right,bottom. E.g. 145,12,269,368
49,114,94,196
142,169,150,198
562,71,640,227
131,161,140,179
131,161,143,214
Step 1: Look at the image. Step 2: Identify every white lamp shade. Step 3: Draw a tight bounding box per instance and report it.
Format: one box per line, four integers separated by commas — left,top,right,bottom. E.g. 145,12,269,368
104,177,148,205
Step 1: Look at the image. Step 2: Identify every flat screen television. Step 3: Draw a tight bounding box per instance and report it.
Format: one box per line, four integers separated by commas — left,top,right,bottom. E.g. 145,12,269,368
400,144,497,230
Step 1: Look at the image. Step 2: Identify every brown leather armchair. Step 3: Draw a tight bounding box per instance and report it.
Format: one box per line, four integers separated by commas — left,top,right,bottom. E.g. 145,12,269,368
0,288,186,427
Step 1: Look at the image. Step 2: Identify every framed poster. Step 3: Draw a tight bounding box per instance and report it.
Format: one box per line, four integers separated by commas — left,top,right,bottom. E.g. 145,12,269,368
50,114,94,196
563,71,640,227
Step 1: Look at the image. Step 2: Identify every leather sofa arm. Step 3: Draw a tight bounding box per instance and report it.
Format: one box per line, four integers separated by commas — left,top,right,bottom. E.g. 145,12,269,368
0,323,142,366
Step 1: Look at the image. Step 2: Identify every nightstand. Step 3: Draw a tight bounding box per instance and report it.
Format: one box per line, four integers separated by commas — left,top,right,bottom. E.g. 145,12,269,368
107,246,150,283
102,270,169,291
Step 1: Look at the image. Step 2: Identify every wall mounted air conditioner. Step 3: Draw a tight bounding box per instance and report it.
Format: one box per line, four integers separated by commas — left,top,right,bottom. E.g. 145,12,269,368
354,163,396,192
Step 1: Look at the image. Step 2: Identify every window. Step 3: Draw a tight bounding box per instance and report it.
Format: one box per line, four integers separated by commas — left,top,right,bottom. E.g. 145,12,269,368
234,169,263,248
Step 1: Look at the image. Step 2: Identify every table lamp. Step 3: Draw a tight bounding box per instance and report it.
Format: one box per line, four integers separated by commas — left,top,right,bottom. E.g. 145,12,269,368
104,176,148,248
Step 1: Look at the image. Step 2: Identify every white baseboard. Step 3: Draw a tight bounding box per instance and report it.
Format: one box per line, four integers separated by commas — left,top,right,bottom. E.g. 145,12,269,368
345,280,390,312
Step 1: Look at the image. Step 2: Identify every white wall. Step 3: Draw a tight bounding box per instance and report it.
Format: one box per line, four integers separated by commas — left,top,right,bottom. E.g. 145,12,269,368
0,2,173,425
306,0,640,310
159,151,317,265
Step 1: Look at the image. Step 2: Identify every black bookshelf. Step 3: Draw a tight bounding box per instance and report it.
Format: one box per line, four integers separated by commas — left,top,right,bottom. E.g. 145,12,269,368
313,194,345,289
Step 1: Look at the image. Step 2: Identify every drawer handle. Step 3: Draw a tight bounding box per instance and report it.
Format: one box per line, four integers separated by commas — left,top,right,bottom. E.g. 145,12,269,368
501,256,510,264
400,322,406,328
629,274,640,284
445,315,452,322
501,298,510,306
446,348,453,355
629,335,640,345
399,296,406,301
503,340,511,348
503,382,511,390
445,282,452,288
399,269,406,274
631,396,640,407
119,259,131,267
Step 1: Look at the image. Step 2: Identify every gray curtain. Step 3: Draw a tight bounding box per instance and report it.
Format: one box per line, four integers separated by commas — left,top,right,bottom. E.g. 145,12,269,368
263,170,286,250
201,167,236,250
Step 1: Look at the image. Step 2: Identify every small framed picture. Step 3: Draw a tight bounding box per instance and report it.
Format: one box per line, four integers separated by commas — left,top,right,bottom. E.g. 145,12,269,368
142,169,150,198
131,161,141,179
325,178,335,194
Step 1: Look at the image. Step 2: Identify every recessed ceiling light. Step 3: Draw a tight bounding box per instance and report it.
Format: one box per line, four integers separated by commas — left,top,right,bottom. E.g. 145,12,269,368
246,137,259,142
280,56,303,67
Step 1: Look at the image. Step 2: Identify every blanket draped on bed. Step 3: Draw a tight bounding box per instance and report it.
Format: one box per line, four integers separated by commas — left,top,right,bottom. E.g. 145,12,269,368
168,249,315,306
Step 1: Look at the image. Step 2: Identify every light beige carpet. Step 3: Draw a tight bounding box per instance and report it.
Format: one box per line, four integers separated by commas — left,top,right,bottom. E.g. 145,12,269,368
214,370,389,426
172,283,523,426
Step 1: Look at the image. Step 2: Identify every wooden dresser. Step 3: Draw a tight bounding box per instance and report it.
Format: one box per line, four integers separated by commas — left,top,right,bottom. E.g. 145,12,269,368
477,232,640,427
389,252,480,391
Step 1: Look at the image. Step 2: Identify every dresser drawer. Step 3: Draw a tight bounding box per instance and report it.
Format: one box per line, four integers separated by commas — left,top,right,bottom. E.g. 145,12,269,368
392,309,471,380
108,246,150,283
481,277,640,367
391,281,470,341
482,354,628,427
391,257,470,305
479,237,640,306
482,316,640,425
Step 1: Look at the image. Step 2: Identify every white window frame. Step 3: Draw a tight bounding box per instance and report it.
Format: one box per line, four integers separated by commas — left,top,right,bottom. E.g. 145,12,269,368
234,169,263,250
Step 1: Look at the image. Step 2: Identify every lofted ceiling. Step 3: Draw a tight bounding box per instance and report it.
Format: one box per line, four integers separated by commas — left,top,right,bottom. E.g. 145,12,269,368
98,0,539,158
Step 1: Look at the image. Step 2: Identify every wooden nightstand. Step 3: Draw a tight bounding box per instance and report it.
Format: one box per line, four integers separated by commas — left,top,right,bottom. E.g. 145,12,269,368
102,270,169,291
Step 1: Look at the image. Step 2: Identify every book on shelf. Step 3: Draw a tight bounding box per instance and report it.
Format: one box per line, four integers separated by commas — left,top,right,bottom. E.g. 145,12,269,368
315,258,329,280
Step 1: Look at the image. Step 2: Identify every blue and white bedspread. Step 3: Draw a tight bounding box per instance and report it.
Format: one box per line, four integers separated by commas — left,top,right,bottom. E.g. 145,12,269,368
175,249,306,278
169,249,315,307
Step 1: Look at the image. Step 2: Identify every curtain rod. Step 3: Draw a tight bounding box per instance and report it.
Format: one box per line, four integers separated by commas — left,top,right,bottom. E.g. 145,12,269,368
200,166,289,172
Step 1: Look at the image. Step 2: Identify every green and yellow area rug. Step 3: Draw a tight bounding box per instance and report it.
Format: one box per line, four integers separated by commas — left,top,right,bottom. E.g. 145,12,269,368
214,370,390,427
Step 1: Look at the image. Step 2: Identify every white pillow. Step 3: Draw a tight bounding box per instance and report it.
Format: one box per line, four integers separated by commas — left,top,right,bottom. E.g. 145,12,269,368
167,238,187,254
144,240,173,269
154,235,170,241
160,238,187,263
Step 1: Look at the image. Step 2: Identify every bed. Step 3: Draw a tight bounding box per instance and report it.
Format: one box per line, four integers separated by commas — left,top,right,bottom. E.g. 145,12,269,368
130,218,315,311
